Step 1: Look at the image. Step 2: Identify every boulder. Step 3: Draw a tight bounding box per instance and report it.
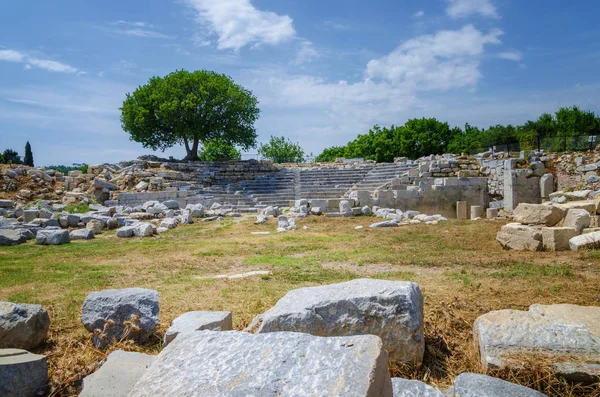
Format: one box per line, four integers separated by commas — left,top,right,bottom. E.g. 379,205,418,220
36,229,70,245
340,200,352,214
0,349,48,397
80,350,154,397
163,200,180,209
255,215,266,224
569,231,600,250
135,181,149,191
128,331,393,397
564,190,592,201
116,226,136,238
87,219,104,235
563,209,591,233
370,220,399,228
496,223,542,251
186,204,204,218
81,288,159,348
452,373,546,397
0,229,28,246
133,223,154,237
256,279,424,365
0,200,14,208
70,228,94,240
0,302,50,350
178,213,193,225
263,206,280,217
556,200,596,214
512,204,566,226
362,206,373,216
541,227,577,251
22,210,39,223
391,378,443,396
156,227,169,234
474,304,600,382
163,311,232,346
93,179,118,190
160,218,178,229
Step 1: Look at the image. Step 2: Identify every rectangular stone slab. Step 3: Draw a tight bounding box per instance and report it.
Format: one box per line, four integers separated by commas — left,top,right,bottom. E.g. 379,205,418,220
128,331,392,397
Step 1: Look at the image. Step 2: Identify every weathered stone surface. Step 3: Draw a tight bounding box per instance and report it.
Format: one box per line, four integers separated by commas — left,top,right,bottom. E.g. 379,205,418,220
0,229,28,246
36,229,70,245
22,210,39,223
513,204,566,226
474,304,600,382
564,190,592,201
160,218,178,229
539,174,554,199
93,179,118,190
186,204,204,218
563,209,591,233
452,373,546,397
81,288,159,347
496,223,542,251
80,350,154,397
70,228,94,240
557,200,597,214
263,206,280,217
256,279,424,364
0,199,15,208
569,231,600,250
370,220,399,228
391,378,443,397
86,219,104,235
116,226,136,238
163,311,232,346
128,331,393,397
163,200,180,209
541,227,577,251
0,302,50,350
133,223,154,237
0,349,48,397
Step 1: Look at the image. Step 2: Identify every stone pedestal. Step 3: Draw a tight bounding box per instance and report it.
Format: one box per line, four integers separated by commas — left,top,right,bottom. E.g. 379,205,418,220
470,206,482,219
457,201,467,220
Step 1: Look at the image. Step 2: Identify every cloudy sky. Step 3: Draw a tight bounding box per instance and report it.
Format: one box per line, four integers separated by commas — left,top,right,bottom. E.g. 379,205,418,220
1,0,599,165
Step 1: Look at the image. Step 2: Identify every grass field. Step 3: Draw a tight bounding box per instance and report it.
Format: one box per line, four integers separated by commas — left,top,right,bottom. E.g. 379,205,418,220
1,216,599,396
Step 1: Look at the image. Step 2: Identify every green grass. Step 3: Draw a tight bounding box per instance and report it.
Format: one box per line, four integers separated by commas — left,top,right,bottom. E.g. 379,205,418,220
64,203,91,214
490,263,574,279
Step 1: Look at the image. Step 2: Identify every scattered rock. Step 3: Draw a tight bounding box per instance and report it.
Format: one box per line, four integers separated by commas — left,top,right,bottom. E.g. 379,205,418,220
81,288,159,348
541,227,577,251
0,349,48,397
564,190,592,201
452,373,546,397
256,278,424,365
391,378,443,396
370,220,399,228
0,229,28,246
70,229,95,240
163,200,180,209
80,350,154,397
116,226,136,238
133,223,154,237
163,311,232,346
512,204,566,226
496,223,542,251
474,304,600,382
35,229,70,245
569,231,600,250
160,218,178,229
128,331,392,397
186,203,204,218
87,219,104,235
563,209,591,233
0,302,50,350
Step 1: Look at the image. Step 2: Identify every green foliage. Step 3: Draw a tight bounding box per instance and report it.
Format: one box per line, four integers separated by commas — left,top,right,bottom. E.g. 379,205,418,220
315,146,345,162
198,138,241,161
23,141,34,167
46,163,88,174
258,136,305,163
121,69,260,161
447,124,483,154
0,153,4,164
2,149,21,164
64,203,90,214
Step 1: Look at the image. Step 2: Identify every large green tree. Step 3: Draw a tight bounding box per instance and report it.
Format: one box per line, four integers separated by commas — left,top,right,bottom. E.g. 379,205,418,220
2,149,21,164
198,138,241,161
258,136,305,163
121,70,260,161
23,141,34,167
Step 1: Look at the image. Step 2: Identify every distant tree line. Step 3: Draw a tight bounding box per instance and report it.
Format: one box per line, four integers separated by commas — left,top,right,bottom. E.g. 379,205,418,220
315,106,600,162
0,141,34,166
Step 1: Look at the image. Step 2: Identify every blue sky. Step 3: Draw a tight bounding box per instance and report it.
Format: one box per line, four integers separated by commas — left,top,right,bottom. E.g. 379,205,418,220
1,0,599,166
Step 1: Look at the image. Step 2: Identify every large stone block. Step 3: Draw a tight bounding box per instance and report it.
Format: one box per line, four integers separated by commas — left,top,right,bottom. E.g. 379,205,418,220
569,231,600,250
512,204,566,226
391,378,443,396
81,288,159,347
164,311,232,346
35,229,70,245
452,373,546,397
255,279,424,365
0,230,28,246
539,173,554,199
563,209,591,233
128,331,393,397
70,228,94,240
0,349,48,397
474,304,600,382
0,302,50,350
496,223,542,251
541,227,578,251
80,350,154,397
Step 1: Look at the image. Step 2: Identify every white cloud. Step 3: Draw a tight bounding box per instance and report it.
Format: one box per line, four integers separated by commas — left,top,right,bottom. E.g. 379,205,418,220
446,0,499,19
366,25,503,90
184,0,296,51
292,40,319,65
324,20,351,30
497,50,523,61
0,48,79,73
0,49,25,62
413,10,425,18
109,20,173,39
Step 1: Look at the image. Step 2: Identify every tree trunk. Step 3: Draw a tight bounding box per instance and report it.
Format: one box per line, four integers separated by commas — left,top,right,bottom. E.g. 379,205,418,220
183,138,200,161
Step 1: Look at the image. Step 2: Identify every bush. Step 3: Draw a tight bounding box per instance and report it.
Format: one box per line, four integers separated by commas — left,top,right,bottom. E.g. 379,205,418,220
258,136,305,163
198,139,241,161
64,203,90,214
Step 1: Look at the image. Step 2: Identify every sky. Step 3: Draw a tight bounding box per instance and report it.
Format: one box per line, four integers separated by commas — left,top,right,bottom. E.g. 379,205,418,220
1,0,600,166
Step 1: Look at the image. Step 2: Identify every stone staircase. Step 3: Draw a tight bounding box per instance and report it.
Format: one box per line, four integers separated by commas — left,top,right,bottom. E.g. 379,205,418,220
297,166,374,199
353,163,416,192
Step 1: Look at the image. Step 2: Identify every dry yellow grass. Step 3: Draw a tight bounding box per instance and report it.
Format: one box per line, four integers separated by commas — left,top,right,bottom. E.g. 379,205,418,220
1,216,599,396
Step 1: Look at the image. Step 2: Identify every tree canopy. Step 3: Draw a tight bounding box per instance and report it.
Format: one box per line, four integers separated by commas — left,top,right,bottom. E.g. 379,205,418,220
258,136,305,163
316,106,600,161
198,138,241,161
24,141,34,167
1,149,21,164
121,70,260,161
